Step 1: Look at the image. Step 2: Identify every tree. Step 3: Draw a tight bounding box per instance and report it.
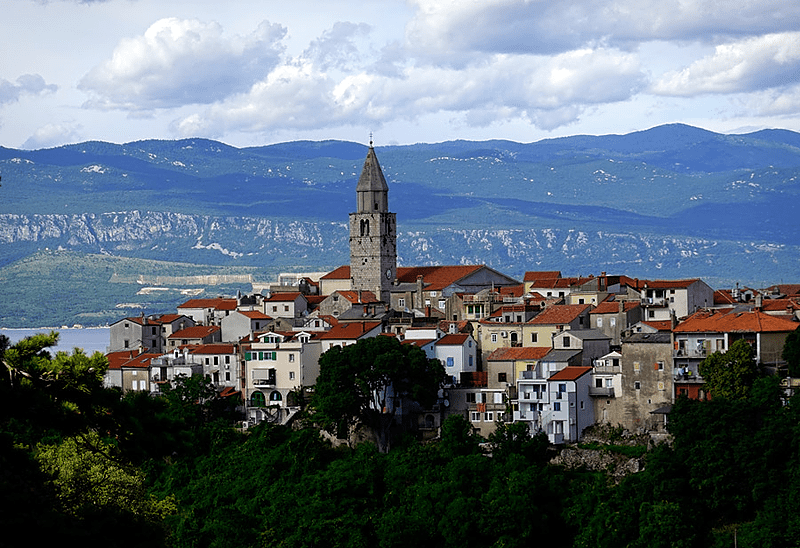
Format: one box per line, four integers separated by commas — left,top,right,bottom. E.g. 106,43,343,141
699,339,759,400
311,336,445,452
783,327,800,377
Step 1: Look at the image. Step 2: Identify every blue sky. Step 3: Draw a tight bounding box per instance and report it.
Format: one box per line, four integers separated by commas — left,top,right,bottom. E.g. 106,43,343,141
3,0,800,149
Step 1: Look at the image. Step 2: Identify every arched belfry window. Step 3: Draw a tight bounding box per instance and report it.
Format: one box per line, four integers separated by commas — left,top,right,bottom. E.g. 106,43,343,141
374,202,379,210
360,219,370,236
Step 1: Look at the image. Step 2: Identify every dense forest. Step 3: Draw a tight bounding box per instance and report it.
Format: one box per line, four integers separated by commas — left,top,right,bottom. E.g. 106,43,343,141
3,332,800,548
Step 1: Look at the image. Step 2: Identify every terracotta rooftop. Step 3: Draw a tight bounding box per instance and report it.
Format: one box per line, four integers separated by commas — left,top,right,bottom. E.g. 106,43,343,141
549,366,593,381
188,343,237,355
673,308,799,334
435,334,470,346
590,300,639,314
527,304,592,325
106,349,140,369
320,265,351,280
523,270,562,282
486,347,551,361
318,321,382,340
396,265,485,291
237,310,271,319
178,298,237,310
120,352,160,369
170,325,221,339
265,292,305,302
336,290,380,304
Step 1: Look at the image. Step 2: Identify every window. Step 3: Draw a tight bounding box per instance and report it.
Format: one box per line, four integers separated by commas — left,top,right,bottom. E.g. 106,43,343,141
531,333,538,343
553,402,561,411
578,298,585,304
225,371,231,381
284,305,289,312
439,300,446,309
494,392,503,404
498,372,507,383
272,306,278,312
139,380,147,391
269,391,282,402
466,393,476,403
425,299,431,306
430,291,437,297
289,353,295,362
398,298,405,307
250,391,266,406
563,336,570,347
610,317,616,327
491,333,498,343
123,339,129,348
559,383,567,392
214,356,219,366
225,355,230,364
446,357,454,367
580,401,584,409
468,355,473,366
634,381,641,390
289,371,295,380
484,412,494,422
205,357,210,365
597,317,603,327
656,361,664,371
470,411,481,422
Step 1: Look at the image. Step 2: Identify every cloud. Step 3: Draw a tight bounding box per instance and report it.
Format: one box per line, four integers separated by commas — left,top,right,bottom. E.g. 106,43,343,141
0,74,58,105
21,122,81,149
171,45,644,137
302,21,373,71
403,0,800,59
79,18,287,110
651,32,800,96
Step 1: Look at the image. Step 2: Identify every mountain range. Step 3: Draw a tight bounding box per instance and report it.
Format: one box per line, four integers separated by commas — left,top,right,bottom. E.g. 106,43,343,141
1,123,798,327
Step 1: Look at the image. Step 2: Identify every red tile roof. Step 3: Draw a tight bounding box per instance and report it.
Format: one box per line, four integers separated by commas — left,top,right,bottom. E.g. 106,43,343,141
318,321,382,340
396,265,485,291
238,310,271,319
106,350,140,369
642,320,673,332
523,271,562,282
170,325,221,339
590,300,639,314
178,297,237,310
486,347,550,361
121,353,160,369
637,278,701,290
527,304,591,325
188,343,237,355
435,334,470,346
336,290,379,304
673,308,799,334
549,366,593,381
320,265,351,280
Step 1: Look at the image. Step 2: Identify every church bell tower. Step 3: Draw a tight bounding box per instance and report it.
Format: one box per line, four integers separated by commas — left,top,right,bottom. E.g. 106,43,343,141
349,140,396,303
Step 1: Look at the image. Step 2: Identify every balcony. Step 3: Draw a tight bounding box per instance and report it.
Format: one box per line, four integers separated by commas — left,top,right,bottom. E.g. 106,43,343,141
641,297,667,307
589,386,615,397
593,365,621,374
253,378,277,387
674,348,707,358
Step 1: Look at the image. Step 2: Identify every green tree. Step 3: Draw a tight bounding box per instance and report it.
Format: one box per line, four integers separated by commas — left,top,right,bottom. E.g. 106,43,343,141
699,339,759,400
783,327,800,377
311,336,445,452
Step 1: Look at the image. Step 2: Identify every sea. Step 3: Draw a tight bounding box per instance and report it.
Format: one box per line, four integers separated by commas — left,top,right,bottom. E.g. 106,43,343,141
1,326,111,355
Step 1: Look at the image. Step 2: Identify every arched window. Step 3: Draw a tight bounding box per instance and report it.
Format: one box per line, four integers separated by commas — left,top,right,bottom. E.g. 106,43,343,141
360,219,370,236
269,390,283,402
250,391,266,407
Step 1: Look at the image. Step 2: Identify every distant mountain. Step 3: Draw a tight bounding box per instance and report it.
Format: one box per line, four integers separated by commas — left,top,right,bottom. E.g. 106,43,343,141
1,123,798,327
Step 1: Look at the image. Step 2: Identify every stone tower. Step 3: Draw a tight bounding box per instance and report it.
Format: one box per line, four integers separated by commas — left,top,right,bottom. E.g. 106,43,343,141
349,142,396,303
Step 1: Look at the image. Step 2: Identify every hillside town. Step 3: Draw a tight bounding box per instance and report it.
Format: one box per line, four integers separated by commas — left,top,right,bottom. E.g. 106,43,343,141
104,144,800,445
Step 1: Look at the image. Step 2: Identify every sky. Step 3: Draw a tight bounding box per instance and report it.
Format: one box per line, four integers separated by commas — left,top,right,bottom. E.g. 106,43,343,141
3,0,800,149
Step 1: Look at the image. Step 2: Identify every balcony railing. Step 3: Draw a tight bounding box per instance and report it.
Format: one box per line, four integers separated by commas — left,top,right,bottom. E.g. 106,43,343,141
674,348,707,358
593,365,621,374
588,386,615,397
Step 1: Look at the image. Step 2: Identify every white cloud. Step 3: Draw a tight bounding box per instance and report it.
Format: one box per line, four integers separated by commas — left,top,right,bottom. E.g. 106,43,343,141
0,74,58,105
79,17,287,110
652,32,800,96
21,122,82,149
172,45,644,137
302,21,373,71
404,0,800,59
